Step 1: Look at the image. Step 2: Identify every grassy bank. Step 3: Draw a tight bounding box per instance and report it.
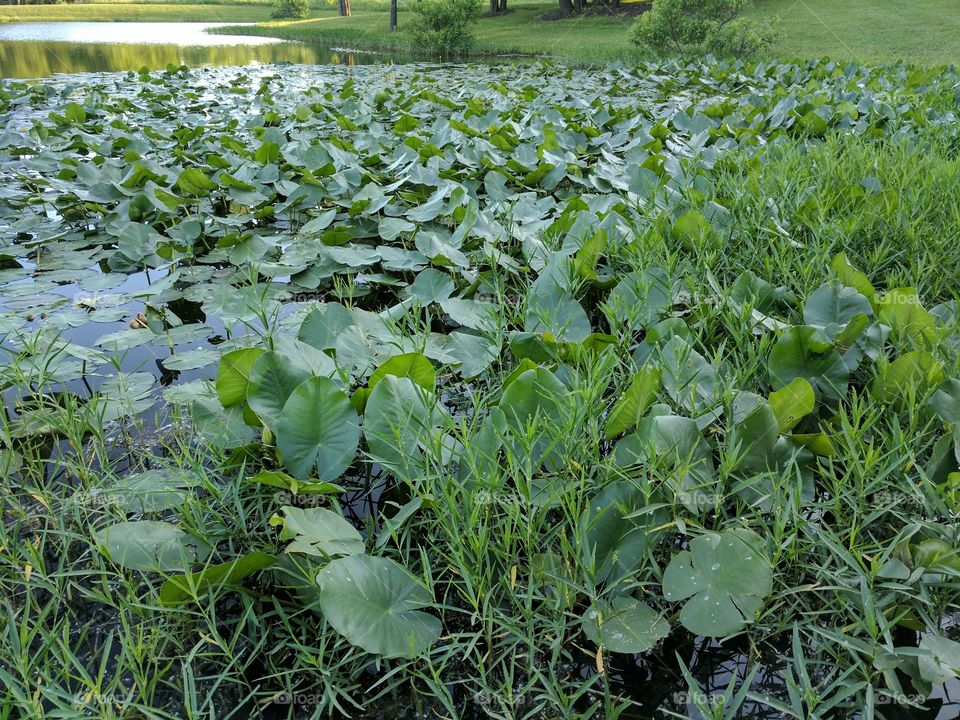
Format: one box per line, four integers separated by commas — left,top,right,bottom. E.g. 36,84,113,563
749,0,960,67
222,0,644,65
222,0,960,65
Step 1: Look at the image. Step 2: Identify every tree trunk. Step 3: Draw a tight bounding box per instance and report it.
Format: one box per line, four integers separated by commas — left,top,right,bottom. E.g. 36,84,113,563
573,0,582,11
489,0,498,14
498,0,507,12
338,0,351,16
558,0,573,14
390,0,397,30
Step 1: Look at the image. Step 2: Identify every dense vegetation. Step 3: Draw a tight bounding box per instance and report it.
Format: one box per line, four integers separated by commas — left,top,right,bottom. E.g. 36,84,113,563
2,57,960,718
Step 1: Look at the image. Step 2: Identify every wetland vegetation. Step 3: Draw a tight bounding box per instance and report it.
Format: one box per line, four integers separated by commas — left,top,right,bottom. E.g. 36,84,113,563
3,57,960,718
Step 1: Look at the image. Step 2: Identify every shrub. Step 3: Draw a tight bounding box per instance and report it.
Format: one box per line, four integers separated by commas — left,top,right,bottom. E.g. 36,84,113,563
271,0,309,19
410,0,479,56
631,0,775,58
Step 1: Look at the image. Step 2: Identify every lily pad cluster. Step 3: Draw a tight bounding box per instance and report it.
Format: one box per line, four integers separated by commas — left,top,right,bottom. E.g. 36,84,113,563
3,60,960,712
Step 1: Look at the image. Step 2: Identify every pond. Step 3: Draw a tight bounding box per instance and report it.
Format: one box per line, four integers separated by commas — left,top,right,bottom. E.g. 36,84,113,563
4,47,960,720
0,21,391,78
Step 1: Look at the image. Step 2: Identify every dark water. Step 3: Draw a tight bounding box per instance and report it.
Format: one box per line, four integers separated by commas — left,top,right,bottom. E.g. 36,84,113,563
0,21,396,78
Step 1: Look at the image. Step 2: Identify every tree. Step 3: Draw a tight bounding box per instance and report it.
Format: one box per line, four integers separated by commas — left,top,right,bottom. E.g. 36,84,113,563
338,0,351,16
272,0,309,18
631,0,775,57
410,0,478,55
390,0,398,29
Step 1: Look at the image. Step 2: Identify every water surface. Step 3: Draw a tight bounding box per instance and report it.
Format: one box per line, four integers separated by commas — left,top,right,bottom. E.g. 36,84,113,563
0,21,386,78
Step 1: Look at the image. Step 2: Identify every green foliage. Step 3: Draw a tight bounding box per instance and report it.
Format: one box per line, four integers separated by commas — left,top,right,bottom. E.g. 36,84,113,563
409,0,479,56
271,0,308,18
5,60,960,719
631,0,775,57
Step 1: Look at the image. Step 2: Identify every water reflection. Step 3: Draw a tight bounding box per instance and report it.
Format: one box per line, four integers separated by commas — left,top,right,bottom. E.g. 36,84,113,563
0,21,283,45
0,22,386,78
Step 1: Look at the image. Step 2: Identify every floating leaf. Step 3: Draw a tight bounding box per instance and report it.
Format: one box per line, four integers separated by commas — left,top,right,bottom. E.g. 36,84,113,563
768,326,848,403
216,348,265,409
94,468,198,513
316,555,441,659
662,528,772,636
878,288,936,345
768,377,816,433
95,521,209,572
176,168,217,197
244,469,343,495
246,350,312,431
581,481,663,583
368,352,436,393
581,596,669,654
872,351,944,404
930,379,960,425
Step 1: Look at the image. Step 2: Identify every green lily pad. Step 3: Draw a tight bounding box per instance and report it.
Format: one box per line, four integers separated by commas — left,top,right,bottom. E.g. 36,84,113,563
316,555,441,659
275,506,364,558
95,521,210,573
662,528,772,637
581,595,670,654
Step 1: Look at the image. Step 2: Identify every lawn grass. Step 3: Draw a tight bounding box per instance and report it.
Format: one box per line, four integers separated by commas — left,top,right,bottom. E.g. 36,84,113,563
221,1,645,64
748,0,960,67
217,0,960,66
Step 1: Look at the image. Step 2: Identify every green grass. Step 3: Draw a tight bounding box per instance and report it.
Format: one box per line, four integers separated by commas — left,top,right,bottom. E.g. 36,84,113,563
222,0,960,65
749,0,960,66
222,0,645,64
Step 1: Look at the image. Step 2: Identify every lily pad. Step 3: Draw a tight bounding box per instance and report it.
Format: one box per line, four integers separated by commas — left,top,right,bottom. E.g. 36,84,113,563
316,555,441,659
662,528,772,636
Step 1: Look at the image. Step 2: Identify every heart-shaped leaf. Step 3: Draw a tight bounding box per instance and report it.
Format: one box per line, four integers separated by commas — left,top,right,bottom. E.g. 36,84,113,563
275,506,364,558
769,326,848,403
662,528,772,636
216,348,265,408
277,376,360,481
316,555,441,658
768,377,816,432
95,521,209,572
